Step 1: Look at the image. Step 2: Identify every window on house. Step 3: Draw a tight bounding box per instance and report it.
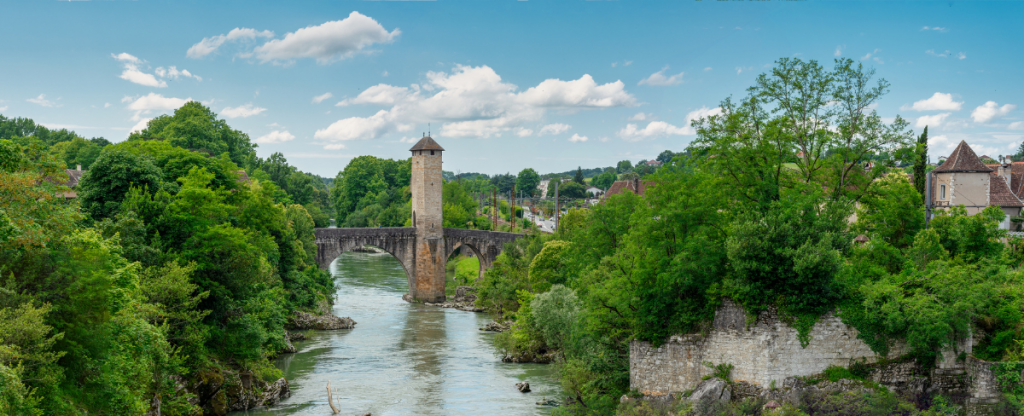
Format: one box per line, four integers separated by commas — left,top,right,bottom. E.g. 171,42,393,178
940,184,946,200
431,150,435,155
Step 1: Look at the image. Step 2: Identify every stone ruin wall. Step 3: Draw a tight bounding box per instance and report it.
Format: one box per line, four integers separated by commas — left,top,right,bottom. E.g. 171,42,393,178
630,300,1000,412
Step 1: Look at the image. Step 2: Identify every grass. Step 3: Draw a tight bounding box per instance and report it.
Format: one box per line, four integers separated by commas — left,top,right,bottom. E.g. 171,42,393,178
445,255,481,296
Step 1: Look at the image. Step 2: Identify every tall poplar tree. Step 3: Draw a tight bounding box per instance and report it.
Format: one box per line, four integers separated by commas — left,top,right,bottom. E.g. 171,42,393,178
913,126,928,204
574,166,585,185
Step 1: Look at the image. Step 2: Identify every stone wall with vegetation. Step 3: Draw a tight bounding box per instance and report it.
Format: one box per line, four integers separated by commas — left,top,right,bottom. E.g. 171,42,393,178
630,300,1001,412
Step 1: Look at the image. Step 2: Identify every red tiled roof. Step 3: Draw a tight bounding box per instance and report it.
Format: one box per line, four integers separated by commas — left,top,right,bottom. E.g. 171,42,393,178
409,136,445,152
989,172,1024,207
603,179,654,200
933,141,993,173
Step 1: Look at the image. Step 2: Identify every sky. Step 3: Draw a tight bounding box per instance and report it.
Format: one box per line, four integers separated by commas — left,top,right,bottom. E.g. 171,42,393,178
2,1,1023,178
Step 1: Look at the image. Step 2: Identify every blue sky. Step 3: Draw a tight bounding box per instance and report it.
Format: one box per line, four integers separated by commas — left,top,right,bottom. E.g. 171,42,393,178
2,1,1022,177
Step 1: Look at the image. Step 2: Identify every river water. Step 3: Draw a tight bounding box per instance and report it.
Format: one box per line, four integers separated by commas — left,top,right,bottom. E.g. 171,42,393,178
230,251,559,416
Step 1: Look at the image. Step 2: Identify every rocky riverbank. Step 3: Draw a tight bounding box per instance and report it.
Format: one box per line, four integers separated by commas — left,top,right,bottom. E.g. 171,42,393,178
161,368,290,416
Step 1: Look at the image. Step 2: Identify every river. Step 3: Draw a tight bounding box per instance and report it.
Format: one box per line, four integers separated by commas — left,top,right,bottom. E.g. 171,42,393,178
229,251,559,416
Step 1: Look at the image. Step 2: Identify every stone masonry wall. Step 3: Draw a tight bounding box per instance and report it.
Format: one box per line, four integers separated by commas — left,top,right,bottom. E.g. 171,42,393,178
411,149,446,302
630,300,891,394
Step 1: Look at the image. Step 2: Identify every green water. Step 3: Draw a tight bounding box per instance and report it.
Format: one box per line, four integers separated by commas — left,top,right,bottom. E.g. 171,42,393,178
229,251,559,416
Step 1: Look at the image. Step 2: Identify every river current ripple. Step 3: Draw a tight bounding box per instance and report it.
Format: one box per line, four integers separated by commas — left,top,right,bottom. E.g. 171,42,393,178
229,251,558,416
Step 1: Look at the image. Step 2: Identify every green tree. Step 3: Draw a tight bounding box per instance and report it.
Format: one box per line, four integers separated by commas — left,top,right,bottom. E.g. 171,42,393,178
516,168,541,197
573,166,585,185
913,126,928,203
78,150,164,220
852,172,924,248
134,101,256,166
656,150,675,164
590,169,617,190
616,160,633,174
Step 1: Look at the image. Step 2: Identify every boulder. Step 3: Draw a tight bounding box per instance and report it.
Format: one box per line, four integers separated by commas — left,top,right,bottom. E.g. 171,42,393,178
480,320,510,332
287,311,356,330
455,286,478,303
516,382,531,393
688,378,732,408
280,330,297,354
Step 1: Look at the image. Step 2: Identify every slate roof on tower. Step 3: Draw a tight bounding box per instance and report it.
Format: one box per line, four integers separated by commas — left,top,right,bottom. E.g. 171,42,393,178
409,136,444,152
932,141,993,173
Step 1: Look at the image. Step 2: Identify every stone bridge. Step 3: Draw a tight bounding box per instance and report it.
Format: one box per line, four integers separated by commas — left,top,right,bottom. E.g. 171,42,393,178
313,133,524,303
313,227,523,300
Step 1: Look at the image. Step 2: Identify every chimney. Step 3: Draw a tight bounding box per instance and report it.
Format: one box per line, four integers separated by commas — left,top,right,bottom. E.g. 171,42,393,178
76,164,81,171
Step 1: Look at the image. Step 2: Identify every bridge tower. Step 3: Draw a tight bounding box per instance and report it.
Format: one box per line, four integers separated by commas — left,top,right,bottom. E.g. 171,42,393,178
409,136,446,302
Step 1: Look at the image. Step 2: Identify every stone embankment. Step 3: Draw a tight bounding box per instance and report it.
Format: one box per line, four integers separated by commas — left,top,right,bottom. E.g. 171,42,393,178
161,369,290,416
408,285,485,312
629,299,1000,415
285,300,357,331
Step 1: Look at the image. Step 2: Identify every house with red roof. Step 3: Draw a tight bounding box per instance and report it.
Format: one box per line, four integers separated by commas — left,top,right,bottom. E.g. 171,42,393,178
929,141,1023,229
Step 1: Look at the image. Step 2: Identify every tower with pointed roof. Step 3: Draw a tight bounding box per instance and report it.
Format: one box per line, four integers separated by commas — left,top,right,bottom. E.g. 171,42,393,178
408,135,447,302
931,140,1023,228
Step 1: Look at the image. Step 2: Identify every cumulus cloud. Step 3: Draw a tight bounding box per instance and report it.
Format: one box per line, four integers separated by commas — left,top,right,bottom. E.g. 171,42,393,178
155,66,201,81
336,84,412,106
253,12,399,64
1008,121,1024,130
126,93,192,121
568,134,588,143
834,45,844,57
312,92,333,104
0,106,7,112
129,118,151,135
313,65,635,146
957,52,966,60
221,104,267,118
903,92,963,111
628,112,649,121
27,94,60,107
617,106,721,141
539,123,571,136
256,130,295,144
113,53,199,86
187,27,274,59
926,49,950,58
120,64,166,88
638,66,683,86
916,113,951,128
704,67,712,71
972,101,1016,123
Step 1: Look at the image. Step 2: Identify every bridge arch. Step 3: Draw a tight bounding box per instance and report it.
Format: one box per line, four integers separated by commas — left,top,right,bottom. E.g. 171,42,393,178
315,228,418,286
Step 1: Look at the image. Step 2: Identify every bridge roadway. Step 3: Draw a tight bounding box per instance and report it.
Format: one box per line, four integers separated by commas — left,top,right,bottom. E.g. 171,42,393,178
314,227,523,288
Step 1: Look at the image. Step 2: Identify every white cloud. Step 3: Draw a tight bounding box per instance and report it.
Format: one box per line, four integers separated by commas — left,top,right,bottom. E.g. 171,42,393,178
624,60,633,66
568,133,588,143
834,45,845,57
253,12,400,64
119,64,166,87
926,49,950,58
126,93,192,121
916,113,951,128
638,66,683,86
516,128,533,137
904,92,963,111
336,84,412,106
255,130,295,144
104,103,111,108
324,144,346,150
972,101,1016,123
518,74,635,108
1009,122,1024,130
314,65,635,146
27,94,59,107
957,52,966,60
155,66,201,81
312,92,333,104
628,112,649,121
929,134,950,148
112,52,141,63
129,118,151,135
221,104,267,118
187,27,274,58
0,106,7,112
539,123,571,135
703,67,712,71
921,26,948,32
617,106,722,141
736,66,753,74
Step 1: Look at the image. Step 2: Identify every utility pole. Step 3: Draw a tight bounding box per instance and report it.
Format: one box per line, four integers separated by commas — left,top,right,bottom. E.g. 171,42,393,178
511,184,516,232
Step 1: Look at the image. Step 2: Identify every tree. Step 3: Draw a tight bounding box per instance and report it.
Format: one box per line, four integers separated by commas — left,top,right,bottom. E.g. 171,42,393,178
616,160,633,174
516,168,541,197
573,166,585,185
78,150,164,220
852,172,924,248
134,101,256,166
591,169,618,190
656,150,676,164
913,126,928,203
490,173,516,194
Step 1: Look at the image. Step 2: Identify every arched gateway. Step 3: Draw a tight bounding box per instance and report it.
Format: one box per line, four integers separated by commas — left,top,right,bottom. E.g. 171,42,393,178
314,137,523,303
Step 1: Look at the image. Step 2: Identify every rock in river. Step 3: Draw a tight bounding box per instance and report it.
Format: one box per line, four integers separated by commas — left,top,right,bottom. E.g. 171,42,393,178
287,311,357,330
516,382,531,393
